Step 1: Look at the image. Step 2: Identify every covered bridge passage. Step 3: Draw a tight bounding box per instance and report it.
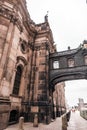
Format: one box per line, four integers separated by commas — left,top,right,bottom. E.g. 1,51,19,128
49,42,87,86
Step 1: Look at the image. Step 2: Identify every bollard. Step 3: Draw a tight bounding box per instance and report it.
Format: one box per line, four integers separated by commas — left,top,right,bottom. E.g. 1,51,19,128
33,114,38,127
18,117,24,130
62,115,68,130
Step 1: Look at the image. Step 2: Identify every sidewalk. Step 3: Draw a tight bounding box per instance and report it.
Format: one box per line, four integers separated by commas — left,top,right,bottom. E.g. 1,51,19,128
67,110,87,130
5,117,62,130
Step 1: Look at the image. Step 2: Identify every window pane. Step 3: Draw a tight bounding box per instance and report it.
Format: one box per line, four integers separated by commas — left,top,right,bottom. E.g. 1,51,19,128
13,66,22,95
53,61,59,69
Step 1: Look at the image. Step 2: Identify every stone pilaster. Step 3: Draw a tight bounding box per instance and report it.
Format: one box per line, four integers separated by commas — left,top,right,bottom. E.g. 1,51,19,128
33,50,39,101
9,69,17,94
0,21,15,83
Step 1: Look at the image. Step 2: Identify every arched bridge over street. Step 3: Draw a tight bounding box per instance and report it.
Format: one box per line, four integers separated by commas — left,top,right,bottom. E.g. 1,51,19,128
49,43,87,86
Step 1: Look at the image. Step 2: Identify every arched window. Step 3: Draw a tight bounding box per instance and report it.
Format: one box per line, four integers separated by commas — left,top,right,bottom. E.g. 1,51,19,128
84,55,87,65
68,59,74,67
13,66,23,95
9,110,19,123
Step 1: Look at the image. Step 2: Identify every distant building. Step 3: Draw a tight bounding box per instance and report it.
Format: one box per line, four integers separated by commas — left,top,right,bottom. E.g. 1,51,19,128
78,98,87,110
54,82,66,117
78,98,87,120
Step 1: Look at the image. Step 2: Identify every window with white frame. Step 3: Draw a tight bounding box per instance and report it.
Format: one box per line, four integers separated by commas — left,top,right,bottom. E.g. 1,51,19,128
53,61,59,69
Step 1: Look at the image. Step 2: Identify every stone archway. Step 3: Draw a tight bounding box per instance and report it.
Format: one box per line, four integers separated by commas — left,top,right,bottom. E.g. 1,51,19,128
49,43,87,86
49,42,87,119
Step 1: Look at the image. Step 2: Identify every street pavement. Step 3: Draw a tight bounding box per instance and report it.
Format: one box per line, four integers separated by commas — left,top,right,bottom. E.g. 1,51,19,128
5,117,62,130
5,110,87,130
67,110,87,130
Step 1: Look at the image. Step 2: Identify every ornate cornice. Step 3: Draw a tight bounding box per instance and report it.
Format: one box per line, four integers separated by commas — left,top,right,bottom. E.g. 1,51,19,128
17,56,27,65
19,38,34,51
0,4,23,32
0,2,38,36
34,42,50,51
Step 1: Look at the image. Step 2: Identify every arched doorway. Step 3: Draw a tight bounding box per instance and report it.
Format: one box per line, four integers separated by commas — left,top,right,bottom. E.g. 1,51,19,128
9,110,19,124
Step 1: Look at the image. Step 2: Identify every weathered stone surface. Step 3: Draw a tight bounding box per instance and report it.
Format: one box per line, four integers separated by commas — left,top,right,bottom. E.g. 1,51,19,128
0,112,9,130
0,0,57,127
0,98,10,130
18,117,24,130
33,114,38,127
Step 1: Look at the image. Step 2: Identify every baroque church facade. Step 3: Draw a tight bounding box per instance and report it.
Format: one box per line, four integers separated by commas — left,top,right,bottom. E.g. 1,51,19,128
0,0,66,129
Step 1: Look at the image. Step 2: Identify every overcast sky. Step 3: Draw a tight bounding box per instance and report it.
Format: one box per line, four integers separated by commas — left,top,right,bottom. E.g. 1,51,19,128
26,0,87,106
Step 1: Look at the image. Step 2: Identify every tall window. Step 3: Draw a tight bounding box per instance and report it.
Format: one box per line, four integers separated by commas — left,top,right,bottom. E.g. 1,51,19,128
68,59,74,67
13,66,22,95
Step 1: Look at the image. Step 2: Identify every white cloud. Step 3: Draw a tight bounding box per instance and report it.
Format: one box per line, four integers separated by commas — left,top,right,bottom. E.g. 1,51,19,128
65,80,87,106
27,0,87,51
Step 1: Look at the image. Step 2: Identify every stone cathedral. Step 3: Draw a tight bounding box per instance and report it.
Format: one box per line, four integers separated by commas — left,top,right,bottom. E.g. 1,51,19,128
0,0,66,129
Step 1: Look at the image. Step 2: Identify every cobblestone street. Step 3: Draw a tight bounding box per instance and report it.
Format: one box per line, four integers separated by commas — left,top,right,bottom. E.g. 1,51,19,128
67,110,87,130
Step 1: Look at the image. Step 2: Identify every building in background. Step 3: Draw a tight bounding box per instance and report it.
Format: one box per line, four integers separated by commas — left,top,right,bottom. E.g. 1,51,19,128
78,98,87,110
54,82,66,117
0,0,66,129
78,98,87,120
